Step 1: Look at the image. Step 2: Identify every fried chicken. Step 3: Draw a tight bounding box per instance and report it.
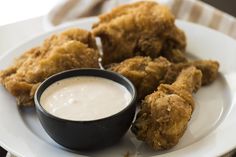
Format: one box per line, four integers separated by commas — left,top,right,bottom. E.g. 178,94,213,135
131,67,202,150
0,28,100,107
109,56,219,100
109,56,171,100
162,59,219,85
92,1,186,65
161,49,187,63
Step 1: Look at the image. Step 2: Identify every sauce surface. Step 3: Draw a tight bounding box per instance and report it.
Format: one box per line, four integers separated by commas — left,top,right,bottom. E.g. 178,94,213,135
40,76,132,121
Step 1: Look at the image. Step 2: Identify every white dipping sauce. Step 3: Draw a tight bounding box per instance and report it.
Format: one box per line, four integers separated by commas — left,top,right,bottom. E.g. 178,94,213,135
40,76,132,121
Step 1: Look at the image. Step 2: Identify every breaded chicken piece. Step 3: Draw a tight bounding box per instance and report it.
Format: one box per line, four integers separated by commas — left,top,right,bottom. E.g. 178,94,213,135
131,67,202,150
0,28,100,107
162,59,219,85
161,49,187,63
92,1,186,65
43,28,98,50
109,56,171,100
109,56,219,100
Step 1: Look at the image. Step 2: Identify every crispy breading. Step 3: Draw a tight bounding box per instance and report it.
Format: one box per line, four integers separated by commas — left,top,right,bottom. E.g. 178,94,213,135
161,49,187,63
109,56,171,100
162,59,219,85
0,28,100,107
92,1,186,65
131,67,202,150
109,56,219,100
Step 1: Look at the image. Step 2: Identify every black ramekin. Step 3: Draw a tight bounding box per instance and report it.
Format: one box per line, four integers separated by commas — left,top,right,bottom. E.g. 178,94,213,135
34,68,136,150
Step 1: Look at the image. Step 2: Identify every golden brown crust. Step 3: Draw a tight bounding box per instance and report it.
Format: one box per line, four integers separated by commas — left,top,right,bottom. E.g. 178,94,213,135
162,60,219,85
109,56,219,100
0,28,100,107
161,49,188,63
109,56,171,100
92,1,186,65
131,67,202,150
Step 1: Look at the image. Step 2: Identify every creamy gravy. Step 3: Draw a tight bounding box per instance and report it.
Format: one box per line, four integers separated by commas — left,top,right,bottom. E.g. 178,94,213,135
40,76,132,121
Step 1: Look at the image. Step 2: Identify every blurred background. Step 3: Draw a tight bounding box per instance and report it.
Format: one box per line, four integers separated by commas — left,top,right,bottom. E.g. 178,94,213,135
0,0,235,26
0,0,63,26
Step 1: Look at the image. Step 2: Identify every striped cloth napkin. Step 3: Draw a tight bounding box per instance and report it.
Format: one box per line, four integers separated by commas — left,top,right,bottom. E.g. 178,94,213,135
47,0,236,39
8,0,236,157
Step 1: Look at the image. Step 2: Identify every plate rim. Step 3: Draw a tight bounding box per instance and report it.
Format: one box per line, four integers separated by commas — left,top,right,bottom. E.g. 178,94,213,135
0,17,236,157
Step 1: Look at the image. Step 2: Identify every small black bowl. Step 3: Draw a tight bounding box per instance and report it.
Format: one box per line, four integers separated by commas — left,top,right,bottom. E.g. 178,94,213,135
34,68,136,150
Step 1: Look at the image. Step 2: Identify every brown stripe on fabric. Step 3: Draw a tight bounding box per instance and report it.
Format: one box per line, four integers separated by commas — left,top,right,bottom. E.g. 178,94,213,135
52,0,80,25
170,0,183,17
187,2,203,23
208,10,223,30
228,21,236,38
77,0,105,18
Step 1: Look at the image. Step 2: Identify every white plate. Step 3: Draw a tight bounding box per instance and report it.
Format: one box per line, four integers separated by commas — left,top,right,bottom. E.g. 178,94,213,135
0,17,236,157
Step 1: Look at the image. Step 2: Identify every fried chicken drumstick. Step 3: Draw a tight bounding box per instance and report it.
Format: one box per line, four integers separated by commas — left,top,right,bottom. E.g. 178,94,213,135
131,67,202,150
0,28,100,107
162,59,219,85
93,1,186,65
109,56,219,100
